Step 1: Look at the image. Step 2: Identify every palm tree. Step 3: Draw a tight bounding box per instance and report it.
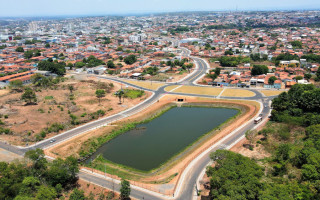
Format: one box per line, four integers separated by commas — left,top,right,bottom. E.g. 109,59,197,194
115,90,125,104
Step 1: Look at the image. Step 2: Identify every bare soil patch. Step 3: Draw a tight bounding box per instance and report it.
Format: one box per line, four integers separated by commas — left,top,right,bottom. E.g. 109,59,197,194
0,76,149,146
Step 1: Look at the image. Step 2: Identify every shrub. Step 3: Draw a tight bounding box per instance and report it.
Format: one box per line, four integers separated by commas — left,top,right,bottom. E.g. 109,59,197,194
47,123,65,133
38,108,45,113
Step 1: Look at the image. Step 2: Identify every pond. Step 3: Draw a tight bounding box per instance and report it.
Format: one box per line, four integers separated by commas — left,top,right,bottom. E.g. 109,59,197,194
90,106,238,171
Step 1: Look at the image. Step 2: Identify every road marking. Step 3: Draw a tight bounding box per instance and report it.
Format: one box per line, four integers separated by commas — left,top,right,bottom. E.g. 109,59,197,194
216,87,226,99
169,85,183,92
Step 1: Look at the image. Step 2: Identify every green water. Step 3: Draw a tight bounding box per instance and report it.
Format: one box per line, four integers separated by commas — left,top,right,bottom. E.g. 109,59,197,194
91,106,238,171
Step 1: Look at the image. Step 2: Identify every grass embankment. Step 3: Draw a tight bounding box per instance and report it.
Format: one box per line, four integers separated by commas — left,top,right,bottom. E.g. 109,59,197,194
123,80,165,90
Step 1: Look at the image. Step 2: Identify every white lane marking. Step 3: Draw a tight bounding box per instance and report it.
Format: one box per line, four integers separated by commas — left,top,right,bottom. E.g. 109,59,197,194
169,85,183,92
216,87,226,99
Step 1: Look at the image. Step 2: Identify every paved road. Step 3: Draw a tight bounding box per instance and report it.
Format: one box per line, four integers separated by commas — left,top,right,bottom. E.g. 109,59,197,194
0,46,275,200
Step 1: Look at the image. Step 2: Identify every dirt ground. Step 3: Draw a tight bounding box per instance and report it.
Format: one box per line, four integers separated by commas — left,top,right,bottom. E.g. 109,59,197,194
0,148,23,162
63,179,123,200
0,76,149,146
47,94,259,195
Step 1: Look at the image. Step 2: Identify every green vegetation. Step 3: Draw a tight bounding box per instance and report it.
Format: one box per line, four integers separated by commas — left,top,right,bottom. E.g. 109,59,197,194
250,53,268,62
31,74,65,88
273,53,300,66
207,150,263,199
21,87,37,105
82,55,105,68
95,89,106,105
290,40,303,49
251,64,268,76
9,80,24,92
271,84,320,126
0,149,79,200
218,56,251,67
120,179,131,199
124,54,137,65
143,66,158,75
44,96,54,100
268,76,277,85
206,84,320,199
37,60,66,76
301,54,320,64
24,49,41,59
15,46,24,52
123,89,145,99
207,67,221,81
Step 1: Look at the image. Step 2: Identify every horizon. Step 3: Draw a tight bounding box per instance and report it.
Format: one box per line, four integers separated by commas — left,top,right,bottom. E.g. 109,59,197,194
1,0,320,18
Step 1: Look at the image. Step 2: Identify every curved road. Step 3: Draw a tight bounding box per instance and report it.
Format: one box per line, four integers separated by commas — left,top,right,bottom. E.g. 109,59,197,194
0,47,275,200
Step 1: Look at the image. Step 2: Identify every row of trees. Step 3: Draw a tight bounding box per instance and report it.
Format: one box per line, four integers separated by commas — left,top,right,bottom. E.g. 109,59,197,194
218,56,251,67
37,60,66,76
271,84,320,126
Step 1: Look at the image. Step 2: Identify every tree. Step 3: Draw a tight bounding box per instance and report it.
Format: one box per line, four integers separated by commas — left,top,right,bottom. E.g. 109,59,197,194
316,67,320,81
251,65,268,76
120,179,131,199
45,43,50,48
124,55,137,65
69,189,86,200
304,73,312,81
67,63,73,70
37,60,66,76
224,50,233,55
186,63,193,73
21,87,37,105
95,89,106,105
9,80,23,92
16,47,24,52
35,186,57,200
68,85,74,94
25,149,47,176
46,157,79,187
115,90,125,104
268,76,277,85
295,76,303,81
24,51,34,59
75,62,85,68
207,150,263,199
107,60,116,68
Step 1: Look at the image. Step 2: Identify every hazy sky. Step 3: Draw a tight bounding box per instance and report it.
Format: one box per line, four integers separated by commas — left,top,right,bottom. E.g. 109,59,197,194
1,0,320,17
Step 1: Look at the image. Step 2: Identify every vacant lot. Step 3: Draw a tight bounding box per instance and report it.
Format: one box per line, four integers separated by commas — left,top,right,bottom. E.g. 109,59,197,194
0,77,149,146
173,85,223,96
221,89,256,97
259,90,284,97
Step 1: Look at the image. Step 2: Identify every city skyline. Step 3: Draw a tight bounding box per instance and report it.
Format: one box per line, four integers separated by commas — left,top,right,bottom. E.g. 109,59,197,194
1,0,320,17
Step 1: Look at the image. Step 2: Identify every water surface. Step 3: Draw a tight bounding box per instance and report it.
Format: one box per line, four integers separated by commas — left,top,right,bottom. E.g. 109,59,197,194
91,106,238,171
